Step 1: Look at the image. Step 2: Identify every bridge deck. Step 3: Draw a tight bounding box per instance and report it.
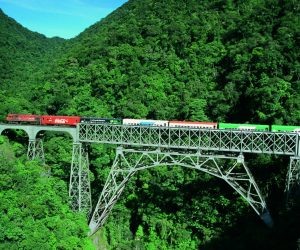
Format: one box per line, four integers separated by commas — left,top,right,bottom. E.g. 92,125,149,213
78,124,299,156
0,124,77,141
1,123,298,156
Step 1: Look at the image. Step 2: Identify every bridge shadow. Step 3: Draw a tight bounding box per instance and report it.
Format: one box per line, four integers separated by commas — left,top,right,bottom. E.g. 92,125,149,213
200,204,300,250
124,167,245,242
1,129,29,157
121,163,299,250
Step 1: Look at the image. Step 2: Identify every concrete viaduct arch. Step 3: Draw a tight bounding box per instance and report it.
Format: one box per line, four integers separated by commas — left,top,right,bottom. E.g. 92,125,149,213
0,124,92,215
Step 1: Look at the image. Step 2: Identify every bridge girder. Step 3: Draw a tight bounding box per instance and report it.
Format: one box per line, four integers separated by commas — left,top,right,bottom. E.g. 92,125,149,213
78,124,299,156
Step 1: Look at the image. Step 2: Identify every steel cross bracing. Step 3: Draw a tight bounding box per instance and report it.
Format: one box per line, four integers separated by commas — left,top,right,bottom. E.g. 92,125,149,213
89,147,273,235
69,143,92,215
78,124,299,155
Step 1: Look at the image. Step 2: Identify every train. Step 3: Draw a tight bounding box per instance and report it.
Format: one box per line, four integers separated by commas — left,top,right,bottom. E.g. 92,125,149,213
4,114,300,132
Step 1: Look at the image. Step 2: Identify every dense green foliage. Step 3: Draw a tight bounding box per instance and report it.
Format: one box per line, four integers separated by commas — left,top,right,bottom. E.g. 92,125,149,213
0,9,65,116
0,0,300,249
0,137,94,249
32,0,300,125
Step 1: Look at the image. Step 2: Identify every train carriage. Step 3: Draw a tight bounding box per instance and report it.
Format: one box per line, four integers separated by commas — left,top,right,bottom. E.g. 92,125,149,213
40,115,80,126
218,123,269,131
80,117,122,125
271,125,300,132
169,121,217,129
123,119,168,127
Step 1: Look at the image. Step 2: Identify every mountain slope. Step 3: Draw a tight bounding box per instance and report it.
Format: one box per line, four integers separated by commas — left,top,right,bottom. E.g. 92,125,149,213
30,1,299,248
39,0,300,125
1,1,300,249
0,9,65,114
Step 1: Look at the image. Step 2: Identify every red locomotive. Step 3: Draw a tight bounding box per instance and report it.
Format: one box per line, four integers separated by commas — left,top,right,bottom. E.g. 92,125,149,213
6,114,80,126
6,114,41,124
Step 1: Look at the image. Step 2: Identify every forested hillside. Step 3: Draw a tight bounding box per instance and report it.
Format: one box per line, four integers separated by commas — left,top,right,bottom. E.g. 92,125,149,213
38,0,300,125
0,9,65,117
0,136,94,248
0,0,300,249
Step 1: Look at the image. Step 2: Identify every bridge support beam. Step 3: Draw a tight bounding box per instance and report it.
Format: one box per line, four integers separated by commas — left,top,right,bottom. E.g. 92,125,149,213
27,139,45,165
89,147,272,235
285,157,300,206
69,142,92,215
89,147,136,234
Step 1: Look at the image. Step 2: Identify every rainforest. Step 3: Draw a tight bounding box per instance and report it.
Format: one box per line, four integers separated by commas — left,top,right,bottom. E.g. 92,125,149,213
0,0,300,249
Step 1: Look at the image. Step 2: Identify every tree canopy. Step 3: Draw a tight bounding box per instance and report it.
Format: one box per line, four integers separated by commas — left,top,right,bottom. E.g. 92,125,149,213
0,137,94,249
0,0,300,249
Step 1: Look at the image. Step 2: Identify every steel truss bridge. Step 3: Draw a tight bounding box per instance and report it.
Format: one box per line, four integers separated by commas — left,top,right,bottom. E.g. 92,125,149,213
0,123,299,235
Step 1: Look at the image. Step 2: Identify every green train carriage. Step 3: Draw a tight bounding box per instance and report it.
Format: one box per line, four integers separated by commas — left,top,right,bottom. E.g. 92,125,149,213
218,123,269,131
271,125,300,132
